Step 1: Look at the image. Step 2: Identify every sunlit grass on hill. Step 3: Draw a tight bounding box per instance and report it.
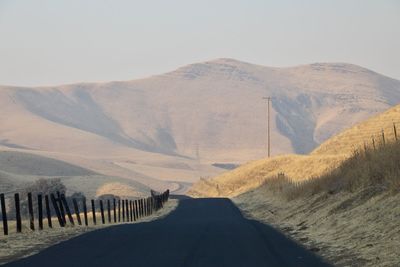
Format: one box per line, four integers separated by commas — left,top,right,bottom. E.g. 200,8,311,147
312,104,400,156
188,104,400,198
188,154,345,197
260,140,400,200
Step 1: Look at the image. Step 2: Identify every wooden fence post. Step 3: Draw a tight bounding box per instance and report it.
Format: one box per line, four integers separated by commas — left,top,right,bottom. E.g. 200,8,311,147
129,200,133,221
50,193,64,227
145,198,148,216
100,200,105,224
61,194,74,225
27,192,35,231
138,199,141,217
122,200,125,222
1,194,8,235
382,129,386,146
37,194,43,230
146,198,149,216
72,198,82,225
91,199,96,225
45,195,52,228
394,122,398,141
132,200,137,221
113,198,116,223
125,199,129,221
118,199,121,222
57,191,66,224
83,197,88,226
107,199,111,223
133,200,137,220
15,193,22,233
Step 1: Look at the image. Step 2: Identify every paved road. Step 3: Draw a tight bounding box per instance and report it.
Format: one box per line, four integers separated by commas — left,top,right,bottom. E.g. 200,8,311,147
5,198,330,267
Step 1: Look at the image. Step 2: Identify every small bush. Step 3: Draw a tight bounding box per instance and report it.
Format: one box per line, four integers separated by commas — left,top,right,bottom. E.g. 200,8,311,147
8,178,66,219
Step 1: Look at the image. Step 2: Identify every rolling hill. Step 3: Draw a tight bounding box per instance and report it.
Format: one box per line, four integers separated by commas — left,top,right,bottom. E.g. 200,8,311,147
0,150,148,198
188,103,400,197
1,58,400,192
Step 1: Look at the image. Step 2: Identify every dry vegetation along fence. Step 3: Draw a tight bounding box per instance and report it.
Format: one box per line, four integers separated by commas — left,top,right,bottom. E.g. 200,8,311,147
0,189,170,236
264,123,400,199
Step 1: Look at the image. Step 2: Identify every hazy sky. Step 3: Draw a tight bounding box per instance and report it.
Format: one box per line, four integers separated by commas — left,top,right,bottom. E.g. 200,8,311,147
0,0,399,86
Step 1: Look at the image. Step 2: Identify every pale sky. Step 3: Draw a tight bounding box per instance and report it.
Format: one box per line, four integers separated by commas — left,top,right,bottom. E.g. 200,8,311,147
0,0,399,86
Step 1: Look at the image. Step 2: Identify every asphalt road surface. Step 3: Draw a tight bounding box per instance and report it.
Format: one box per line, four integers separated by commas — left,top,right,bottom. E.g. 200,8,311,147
5,198,330,267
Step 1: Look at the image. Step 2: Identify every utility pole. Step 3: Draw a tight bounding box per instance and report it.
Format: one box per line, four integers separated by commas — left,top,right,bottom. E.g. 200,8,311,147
262,97,271,157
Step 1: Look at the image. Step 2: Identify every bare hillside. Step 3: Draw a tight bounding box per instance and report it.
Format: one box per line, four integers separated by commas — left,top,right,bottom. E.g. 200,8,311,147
1,58,400,191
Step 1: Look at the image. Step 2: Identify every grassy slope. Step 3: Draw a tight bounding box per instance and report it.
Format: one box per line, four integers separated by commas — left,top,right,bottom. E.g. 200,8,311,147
235,140,400,266
188,104,400,198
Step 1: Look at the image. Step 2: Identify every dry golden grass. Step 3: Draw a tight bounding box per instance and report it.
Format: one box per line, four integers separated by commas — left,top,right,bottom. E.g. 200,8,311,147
234,141,400,266
188,154,345,197
259,140,400,199
95,182,145,198
235,186,400,266
312,104,400,156
0,199,178,265
188,104,400,198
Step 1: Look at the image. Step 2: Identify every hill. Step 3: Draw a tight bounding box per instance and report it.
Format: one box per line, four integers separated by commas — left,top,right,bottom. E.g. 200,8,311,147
188,103,400,197
1,58,400,191
0,150,148,198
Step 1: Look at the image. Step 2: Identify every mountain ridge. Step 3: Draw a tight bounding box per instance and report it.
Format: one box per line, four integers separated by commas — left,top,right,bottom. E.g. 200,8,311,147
1,58,400,191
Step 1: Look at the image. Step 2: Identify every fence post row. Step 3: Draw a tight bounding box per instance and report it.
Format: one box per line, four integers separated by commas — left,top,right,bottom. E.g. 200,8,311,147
1,189,169,235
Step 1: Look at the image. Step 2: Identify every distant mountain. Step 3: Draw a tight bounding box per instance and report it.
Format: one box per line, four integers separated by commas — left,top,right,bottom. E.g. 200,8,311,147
1,58,399,191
